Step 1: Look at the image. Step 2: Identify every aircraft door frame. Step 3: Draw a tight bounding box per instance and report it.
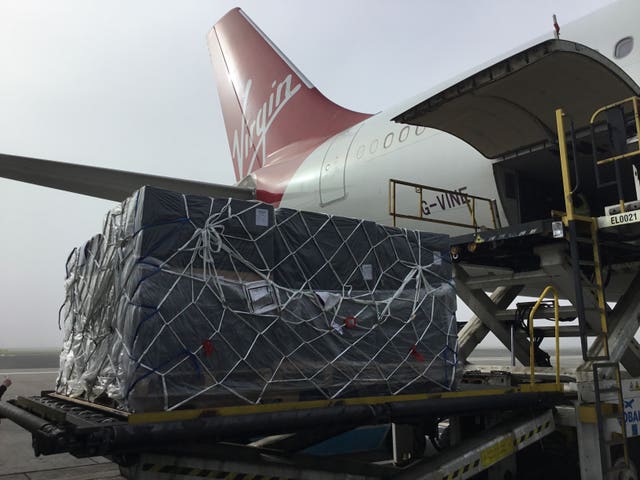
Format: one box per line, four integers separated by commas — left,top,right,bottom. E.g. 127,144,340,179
319,125,363,206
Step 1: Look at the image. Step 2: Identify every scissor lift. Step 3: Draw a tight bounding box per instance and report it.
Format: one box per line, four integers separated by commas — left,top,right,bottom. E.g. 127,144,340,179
437,96,640,479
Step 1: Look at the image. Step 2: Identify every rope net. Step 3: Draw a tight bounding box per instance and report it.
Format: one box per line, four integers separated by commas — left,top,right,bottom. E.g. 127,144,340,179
56,186,457,412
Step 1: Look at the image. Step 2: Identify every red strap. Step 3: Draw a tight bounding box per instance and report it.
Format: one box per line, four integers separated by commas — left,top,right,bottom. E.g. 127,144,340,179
410,345,425,362
202,339,214,357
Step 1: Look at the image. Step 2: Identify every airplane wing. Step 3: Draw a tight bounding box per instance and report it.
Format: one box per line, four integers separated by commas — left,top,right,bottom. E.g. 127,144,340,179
0,153,254,201
393,39,640,159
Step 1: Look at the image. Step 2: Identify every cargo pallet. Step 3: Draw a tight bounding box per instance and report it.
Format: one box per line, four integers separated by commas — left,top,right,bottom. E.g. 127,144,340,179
3,89,640,479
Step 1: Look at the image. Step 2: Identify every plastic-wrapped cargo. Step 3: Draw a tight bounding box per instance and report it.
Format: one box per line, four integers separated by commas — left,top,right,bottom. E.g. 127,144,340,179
56,186,457,412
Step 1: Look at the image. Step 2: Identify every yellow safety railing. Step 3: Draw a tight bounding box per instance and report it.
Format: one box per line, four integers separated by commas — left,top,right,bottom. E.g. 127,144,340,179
555,109,577,223
590,96,640,214
590,96,640,167
528,285,560,388
557,97,640,217
388,179,501,231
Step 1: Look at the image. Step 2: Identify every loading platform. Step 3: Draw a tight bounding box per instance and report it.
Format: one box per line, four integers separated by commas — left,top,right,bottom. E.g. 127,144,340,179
1,379,568,480
389,95,640,479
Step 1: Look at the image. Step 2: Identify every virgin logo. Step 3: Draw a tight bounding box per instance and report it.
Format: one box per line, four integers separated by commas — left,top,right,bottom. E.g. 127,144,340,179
232,74,301,176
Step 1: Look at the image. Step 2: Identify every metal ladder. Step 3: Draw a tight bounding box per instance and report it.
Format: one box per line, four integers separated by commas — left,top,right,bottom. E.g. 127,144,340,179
565,215,609,362
556,107,631,478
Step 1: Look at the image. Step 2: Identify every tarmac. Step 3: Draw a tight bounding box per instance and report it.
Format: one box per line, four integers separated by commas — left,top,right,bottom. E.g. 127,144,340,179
0,352,124,480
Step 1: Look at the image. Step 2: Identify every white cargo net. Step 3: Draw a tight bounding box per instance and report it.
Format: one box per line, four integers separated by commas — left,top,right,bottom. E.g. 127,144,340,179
57,187,457,412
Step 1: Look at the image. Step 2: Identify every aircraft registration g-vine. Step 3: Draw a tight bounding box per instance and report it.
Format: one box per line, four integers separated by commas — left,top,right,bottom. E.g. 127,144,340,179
0,1,639,346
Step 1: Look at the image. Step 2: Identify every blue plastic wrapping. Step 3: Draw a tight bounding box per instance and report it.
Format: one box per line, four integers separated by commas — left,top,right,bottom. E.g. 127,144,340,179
56,186,457,412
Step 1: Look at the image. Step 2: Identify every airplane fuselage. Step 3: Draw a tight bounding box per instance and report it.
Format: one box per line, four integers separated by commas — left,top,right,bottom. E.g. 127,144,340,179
280,115,498,235
262,0,640,236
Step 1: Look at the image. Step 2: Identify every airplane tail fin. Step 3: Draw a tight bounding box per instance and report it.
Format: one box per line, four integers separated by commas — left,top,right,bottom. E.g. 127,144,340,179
208,9,370,182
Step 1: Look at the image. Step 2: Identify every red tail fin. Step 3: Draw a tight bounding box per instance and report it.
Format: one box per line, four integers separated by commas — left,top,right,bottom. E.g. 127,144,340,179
208,9,370,183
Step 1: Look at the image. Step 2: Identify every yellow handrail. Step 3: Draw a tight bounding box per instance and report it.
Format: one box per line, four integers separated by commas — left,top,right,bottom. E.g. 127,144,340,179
555,109,576,222
388,178,501,231
558,97,640,216
590,96,640,215
589,95,640,124
528,285,560,387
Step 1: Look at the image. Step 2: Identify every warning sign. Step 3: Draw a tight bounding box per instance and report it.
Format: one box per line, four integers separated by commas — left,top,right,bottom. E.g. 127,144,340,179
480,436,515,467
622,379,640,437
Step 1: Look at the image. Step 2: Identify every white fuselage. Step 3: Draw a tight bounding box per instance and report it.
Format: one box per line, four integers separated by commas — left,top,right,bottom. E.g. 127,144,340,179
281,118,496,235
279,0,640,235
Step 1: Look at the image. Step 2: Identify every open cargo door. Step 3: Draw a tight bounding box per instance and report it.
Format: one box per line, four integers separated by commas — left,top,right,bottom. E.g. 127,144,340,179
393,39,640,224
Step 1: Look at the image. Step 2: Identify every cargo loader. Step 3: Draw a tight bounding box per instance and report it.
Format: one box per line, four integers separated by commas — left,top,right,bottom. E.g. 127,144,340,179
4,95,640,480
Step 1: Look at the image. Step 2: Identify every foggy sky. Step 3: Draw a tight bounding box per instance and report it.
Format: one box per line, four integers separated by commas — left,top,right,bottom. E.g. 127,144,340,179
0,0,617,349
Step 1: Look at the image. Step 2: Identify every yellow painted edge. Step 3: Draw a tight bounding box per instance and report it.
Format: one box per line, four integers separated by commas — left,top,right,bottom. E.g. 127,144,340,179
128,383,565,426
578,403,618,423
480,435,516,468
128,387,519,425
519,383,564,393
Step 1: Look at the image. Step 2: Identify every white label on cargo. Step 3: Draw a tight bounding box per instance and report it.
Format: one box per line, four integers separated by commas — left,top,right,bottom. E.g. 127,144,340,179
330,318,344,335
246,281,277,314
255,208,269,227
433,252,442,265
361,264,373,281
316,291,340,311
